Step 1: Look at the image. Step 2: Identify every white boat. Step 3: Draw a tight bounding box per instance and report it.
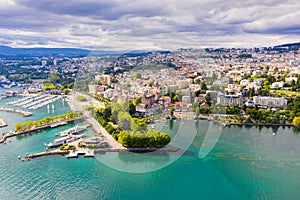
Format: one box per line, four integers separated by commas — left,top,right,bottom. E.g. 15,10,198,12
52,104,54,110
47,104,50,110
47,136,76,148
55,125,88,137
48,133,86,148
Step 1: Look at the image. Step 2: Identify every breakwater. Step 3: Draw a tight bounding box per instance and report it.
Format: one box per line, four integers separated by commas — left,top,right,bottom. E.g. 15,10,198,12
23,150,69,160
0,107,32,117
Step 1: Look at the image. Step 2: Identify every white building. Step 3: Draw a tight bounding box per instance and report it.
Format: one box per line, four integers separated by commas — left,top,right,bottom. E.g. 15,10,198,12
271,81,284,89
182,95,191,103
42,60,47,67
253,96,287,108
217,93,243,107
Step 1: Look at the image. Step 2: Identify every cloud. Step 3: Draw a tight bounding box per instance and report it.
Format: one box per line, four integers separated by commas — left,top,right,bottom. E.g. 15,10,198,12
0,0,299,49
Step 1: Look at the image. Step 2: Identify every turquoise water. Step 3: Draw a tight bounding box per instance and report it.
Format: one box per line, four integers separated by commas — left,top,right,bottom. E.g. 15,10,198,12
1,89,300,199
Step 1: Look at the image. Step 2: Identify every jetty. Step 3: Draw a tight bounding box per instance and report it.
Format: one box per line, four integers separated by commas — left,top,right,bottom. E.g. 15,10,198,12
0,107,32,117
21,149,94,160
23,149,69,160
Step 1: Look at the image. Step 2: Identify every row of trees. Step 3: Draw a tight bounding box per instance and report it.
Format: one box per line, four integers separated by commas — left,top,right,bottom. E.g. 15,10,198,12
14,112,83,132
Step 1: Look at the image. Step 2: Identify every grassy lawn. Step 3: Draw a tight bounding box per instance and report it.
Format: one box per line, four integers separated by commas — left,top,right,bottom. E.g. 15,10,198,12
273,90,300,97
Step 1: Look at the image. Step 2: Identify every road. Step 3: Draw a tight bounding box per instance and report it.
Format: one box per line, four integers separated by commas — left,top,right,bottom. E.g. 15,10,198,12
68,92,125,149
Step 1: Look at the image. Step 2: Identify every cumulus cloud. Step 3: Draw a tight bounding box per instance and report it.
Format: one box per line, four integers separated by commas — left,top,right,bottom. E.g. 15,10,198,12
0,0,299,49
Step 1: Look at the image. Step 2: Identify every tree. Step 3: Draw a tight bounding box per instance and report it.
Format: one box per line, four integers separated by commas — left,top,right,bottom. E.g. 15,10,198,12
118,112,132,130
134,72,142,79
205,93,212,106
133,97,141,106
50,73,61,84
169,91,175,101
176,90,183,102
195,106,200,117
293,117,300,128
63,88,71,94
170,107,174,118
111,102,125,122
195,90,201,97
200,82,207,90
131,118,147,132
128,101,136,116
242,104,247,112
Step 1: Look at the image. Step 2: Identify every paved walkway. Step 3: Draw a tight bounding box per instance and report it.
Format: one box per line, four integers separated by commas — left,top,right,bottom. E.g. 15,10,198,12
68,92,125,149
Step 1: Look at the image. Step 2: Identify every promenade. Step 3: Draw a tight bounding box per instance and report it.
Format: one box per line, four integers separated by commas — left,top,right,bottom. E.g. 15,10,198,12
68,92,125,149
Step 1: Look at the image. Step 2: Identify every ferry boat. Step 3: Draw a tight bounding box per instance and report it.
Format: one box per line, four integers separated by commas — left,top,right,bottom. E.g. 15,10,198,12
55,125,88,137
47,133,85,148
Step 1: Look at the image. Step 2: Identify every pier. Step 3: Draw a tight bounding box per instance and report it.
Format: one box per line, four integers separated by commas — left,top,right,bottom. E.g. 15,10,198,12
23,149,69,160
0,107,32,117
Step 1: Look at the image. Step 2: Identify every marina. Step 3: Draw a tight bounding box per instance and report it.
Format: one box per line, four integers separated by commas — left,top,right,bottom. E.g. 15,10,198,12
7,95,62,110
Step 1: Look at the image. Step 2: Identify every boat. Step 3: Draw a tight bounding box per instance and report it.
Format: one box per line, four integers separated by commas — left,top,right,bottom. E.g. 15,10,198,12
47,135,76,148
48,133,86,148
55,125,88,137
52,104,54,110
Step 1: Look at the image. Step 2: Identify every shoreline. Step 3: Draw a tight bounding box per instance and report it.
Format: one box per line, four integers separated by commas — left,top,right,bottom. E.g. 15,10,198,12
198,114,295,128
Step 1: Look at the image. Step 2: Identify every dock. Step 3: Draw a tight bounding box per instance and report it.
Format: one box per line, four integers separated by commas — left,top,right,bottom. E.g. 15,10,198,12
67,149,95,158
23,149,69,160
7,95,61,110
0,107,32,117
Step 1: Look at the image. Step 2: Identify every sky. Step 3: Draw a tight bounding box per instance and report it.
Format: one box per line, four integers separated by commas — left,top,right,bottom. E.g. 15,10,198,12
0,0,300,50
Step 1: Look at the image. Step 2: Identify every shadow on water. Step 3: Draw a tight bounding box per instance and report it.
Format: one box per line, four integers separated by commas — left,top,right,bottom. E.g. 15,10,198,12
292,127,300,134
271,126,279,133
169,119,174,130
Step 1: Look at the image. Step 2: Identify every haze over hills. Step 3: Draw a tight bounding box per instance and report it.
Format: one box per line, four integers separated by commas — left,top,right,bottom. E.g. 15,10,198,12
0,42,299,58
0,45,91,58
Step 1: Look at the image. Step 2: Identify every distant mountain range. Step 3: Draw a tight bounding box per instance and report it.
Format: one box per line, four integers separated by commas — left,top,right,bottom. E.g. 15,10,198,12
0,45,91,58
0,45,170,58
0,42,298,58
